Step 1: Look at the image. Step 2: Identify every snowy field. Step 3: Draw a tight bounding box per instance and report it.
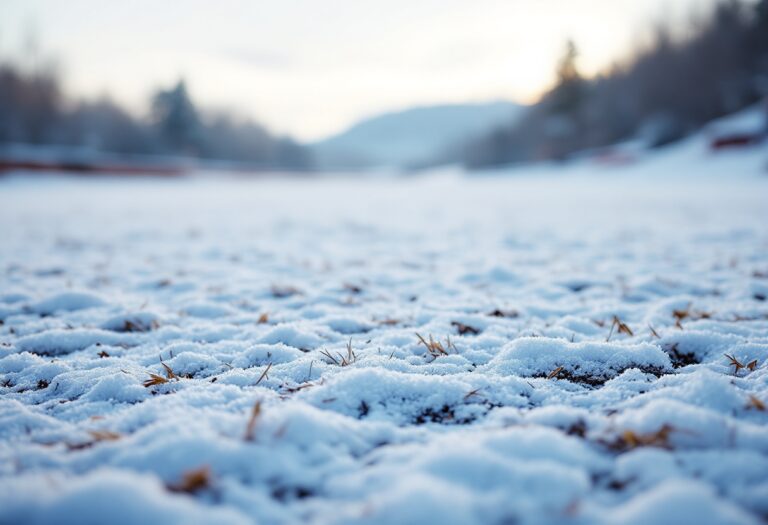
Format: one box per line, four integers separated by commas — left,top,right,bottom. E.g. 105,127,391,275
1,140,768,525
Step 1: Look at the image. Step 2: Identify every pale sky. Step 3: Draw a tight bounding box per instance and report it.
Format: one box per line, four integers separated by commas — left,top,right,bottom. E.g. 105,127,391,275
1,0,722,141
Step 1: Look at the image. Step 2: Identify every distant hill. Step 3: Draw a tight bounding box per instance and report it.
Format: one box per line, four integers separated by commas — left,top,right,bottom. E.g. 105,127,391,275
312,101,525,169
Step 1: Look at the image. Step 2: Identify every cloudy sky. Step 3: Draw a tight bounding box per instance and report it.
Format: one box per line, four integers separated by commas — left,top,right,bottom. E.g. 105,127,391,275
1,0,721,141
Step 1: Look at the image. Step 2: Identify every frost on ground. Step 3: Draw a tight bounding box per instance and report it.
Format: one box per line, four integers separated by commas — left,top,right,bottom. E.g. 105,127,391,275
1,145,768,525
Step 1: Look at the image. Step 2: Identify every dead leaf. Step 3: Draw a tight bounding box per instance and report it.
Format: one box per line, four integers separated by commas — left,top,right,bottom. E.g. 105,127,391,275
451,321,480,336
615,425,675,450
168,466,211,494
747,395,765,411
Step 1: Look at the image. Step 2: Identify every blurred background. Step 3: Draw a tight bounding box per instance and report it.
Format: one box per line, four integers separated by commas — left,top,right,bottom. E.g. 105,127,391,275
0,0,767,175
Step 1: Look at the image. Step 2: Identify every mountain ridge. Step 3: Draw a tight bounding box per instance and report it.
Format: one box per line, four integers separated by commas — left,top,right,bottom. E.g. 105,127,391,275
312,100,525,169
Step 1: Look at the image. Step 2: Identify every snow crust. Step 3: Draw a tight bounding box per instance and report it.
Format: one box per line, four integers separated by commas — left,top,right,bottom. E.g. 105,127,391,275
1,144,767,524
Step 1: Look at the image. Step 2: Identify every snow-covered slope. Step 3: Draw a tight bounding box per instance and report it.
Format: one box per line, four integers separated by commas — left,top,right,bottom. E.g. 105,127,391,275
312,101,523,169
1,141,767,524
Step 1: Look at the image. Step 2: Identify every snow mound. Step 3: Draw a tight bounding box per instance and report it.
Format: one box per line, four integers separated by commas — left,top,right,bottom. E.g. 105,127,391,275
486,337,672,384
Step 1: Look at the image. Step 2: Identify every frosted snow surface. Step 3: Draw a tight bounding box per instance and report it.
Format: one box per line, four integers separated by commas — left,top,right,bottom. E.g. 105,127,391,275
1,142,768,525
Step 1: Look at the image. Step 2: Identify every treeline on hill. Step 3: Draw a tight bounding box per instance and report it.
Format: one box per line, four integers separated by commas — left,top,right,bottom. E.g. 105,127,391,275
0,64,312,170
457,0,768,168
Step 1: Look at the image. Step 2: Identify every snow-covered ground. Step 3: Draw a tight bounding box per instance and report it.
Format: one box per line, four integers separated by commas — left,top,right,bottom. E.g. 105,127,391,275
1,139,768,525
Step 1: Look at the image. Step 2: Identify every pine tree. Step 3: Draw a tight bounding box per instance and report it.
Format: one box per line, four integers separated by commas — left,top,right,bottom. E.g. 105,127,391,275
151,80,202,155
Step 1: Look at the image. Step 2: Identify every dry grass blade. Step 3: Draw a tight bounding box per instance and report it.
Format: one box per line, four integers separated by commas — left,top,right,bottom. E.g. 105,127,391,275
463,388,483,400
319,339,357,367
255,362,272,385
161,361,178,380
68,429,122,450
746,359,759,372
547,366,564,380
143,373,169,388
616,424,675,450
87,430,121,442
281,381,318,394
343,338,357,366
607,316,633,341
747,395,765,411
724,354,748,375
143,356,179,388
168,465,211,494
672,305,711,328
257,312,269,324
416,333,448,359
319,349,340,365
244,401,262,442
648,324,660,338
614,316,633,336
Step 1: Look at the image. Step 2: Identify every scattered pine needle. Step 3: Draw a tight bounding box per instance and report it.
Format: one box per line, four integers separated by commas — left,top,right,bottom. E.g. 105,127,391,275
648,324,660,339
244,401,262,442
